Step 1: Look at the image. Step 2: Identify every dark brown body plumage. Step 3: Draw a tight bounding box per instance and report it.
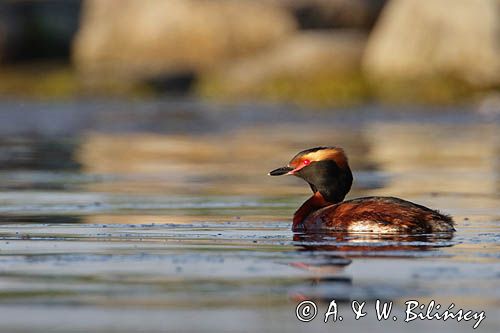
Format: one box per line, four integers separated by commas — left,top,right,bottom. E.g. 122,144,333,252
303,196,454,233
269,146,455,234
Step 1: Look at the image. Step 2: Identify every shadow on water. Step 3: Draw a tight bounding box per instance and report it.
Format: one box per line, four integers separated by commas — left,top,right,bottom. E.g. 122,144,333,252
0,215,82,224
0,138,80,171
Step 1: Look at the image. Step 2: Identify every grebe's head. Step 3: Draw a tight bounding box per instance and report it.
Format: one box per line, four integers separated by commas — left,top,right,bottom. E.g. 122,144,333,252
269,146,353,203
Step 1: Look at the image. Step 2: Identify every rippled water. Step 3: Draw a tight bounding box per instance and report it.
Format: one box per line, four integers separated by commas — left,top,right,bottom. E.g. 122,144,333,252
0,101,498,332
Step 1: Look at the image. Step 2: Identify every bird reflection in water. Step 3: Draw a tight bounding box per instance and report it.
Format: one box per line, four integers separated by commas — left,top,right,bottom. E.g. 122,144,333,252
289,232,455,303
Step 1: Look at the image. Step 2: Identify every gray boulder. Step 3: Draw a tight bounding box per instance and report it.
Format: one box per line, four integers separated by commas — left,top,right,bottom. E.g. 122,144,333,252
199,31,367,103
73,0,296,79
363,0,500,86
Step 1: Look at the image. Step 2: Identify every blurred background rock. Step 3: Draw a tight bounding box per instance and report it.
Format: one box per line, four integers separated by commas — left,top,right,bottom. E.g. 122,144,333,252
0,0,498,106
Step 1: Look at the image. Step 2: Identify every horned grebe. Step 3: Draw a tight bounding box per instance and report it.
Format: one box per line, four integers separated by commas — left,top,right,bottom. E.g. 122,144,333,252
269,146,454,233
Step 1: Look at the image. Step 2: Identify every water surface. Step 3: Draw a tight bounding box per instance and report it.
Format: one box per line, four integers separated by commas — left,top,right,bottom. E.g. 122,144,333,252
0,101,498,332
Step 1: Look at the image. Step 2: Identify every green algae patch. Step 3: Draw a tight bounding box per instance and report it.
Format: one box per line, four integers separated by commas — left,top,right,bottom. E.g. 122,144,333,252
197,70,488,107
0,64,154,100
367,76,487,105
0,63,491,105
0,65,78,99
198,70,371,107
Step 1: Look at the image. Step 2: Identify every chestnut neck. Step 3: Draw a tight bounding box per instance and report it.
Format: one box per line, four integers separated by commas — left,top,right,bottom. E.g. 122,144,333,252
292,159,353,231
292,192,331,231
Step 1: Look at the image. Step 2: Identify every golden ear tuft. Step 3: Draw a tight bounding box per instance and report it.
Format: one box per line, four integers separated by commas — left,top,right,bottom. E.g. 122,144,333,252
290,146,348,168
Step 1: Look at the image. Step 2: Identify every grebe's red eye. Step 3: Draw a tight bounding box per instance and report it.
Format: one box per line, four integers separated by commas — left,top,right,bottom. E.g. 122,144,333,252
303,159,310,165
